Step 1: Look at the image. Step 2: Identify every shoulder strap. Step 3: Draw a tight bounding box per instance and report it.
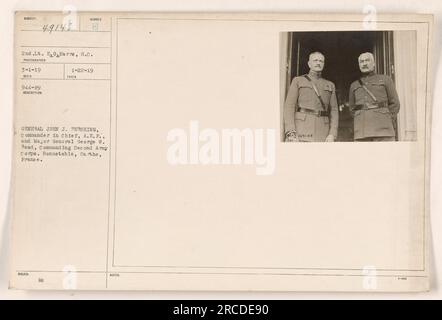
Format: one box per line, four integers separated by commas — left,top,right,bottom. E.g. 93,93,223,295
304,75,327,110
358,79,378,103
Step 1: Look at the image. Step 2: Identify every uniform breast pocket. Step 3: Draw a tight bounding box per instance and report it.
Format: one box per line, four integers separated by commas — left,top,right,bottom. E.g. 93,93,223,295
322,86,333,104
297,85,315,105
299,84,313,96
369,83,388,101
353,86,366,102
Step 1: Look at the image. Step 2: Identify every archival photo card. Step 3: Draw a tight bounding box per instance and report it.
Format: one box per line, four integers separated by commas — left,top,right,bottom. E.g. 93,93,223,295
9,12,433,291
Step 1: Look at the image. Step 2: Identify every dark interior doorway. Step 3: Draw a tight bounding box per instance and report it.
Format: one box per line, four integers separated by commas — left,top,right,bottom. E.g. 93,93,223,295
287,31,394,141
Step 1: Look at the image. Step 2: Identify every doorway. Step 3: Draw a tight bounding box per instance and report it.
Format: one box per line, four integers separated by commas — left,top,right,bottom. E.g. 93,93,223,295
285,31,395,141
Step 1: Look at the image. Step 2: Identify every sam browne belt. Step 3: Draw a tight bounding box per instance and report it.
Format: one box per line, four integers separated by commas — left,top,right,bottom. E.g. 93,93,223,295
353,101,389,111
297,107,329,117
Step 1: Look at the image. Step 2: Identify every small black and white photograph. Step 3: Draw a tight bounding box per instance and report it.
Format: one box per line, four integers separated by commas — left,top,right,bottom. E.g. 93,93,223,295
280,31,417,142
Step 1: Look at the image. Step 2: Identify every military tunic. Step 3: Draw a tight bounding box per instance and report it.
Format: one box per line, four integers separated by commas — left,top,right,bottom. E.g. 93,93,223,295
348,72,400,140
283,72,339,142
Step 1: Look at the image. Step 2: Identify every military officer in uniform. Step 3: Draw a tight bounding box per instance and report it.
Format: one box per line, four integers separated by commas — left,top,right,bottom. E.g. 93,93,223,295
283,51,339,142
349,52,400,141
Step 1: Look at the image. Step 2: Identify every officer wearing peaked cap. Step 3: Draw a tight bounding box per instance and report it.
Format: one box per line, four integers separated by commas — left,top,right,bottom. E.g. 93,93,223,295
349,52,400,141
283,51,339,142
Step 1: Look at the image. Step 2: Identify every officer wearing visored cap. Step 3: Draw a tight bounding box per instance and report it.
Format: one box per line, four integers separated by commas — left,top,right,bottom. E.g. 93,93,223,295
283,51,339,142
349,52,400,141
